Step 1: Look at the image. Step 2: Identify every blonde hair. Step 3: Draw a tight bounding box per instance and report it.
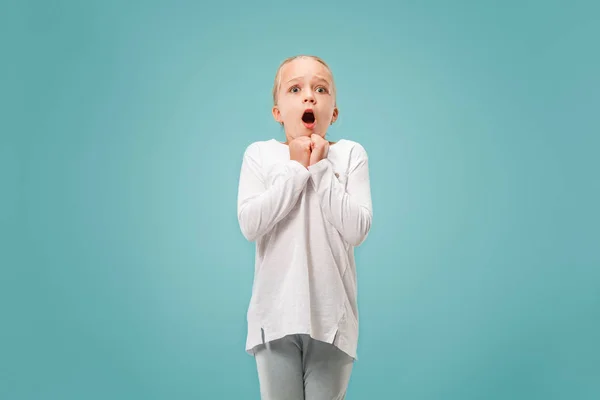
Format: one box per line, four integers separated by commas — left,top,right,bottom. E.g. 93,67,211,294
272,55,337,106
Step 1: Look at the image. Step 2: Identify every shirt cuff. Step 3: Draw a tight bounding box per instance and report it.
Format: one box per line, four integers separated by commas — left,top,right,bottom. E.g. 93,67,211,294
287,159,311,174
266,159,311,186
308,158,334,190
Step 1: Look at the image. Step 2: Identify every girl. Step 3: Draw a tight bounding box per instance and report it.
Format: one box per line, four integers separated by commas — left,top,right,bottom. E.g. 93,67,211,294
237,55,373,400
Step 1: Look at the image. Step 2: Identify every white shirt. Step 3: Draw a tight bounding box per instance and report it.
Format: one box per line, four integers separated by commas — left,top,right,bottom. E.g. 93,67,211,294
237,138,373,360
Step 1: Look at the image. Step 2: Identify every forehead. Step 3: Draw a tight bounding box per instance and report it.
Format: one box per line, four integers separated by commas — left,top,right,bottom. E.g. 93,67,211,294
280,58,333,83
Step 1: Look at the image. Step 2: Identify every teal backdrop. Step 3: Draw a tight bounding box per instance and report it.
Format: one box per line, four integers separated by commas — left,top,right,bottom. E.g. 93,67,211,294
2,0,599,399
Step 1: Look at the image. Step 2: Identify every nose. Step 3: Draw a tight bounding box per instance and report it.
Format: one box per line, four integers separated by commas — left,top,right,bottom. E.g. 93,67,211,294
303,90,316,104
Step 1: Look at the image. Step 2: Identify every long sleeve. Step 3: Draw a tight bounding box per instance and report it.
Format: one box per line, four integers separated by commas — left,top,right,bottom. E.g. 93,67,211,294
237,143,311,242
308,143,373,246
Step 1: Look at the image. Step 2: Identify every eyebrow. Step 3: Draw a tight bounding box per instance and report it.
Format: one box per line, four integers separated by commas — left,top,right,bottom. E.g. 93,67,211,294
285,75,331,85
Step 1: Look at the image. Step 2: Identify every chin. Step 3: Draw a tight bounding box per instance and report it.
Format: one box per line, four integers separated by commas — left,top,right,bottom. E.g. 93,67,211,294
289,127,323,139
309,130,325,138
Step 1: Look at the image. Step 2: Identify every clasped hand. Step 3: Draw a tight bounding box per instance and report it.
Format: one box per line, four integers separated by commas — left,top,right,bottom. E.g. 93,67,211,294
289,134,329,169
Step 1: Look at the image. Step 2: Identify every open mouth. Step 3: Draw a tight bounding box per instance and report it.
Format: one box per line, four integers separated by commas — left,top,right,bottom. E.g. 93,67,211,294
302,110,315,124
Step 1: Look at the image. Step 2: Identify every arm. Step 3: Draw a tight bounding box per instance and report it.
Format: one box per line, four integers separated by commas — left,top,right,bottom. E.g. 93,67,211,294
237,143,311,242
308,143,373,246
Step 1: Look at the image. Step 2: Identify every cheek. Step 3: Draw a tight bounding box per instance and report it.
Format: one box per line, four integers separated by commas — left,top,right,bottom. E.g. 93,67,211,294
277,102,292,117
319,105,335,120
321,97,335,110
282,106,301,120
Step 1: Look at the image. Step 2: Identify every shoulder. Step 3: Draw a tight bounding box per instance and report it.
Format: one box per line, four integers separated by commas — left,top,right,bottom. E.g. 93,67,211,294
335,139,369,159
242,139,276,159
243,139,272,152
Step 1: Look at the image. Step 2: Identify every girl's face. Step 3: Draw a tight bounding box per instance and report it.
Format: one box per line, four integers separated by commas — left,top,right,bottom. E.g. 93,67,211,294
272,58,338,142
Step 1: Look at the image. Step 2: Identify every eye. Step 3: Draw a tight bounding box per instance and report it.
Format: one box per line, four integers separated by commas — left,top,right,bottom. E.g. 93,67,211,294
316,86,328,94
289,86,300,93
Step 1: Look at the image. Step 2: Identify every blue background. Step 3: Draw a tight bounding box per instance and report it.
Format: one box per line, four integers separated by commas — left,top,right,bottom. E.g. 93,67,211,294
2,0,599,398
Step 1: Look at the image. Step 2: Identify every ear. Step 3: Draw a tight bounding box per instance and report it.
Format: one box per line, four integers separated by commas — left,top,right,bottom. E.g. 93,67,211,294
272,106,282,124
331,107,339,124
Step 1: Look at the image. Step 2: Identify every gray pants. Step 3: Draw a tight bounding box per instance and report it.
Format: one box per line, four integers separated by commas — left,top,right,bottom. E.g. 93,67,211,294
254,334,354,400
